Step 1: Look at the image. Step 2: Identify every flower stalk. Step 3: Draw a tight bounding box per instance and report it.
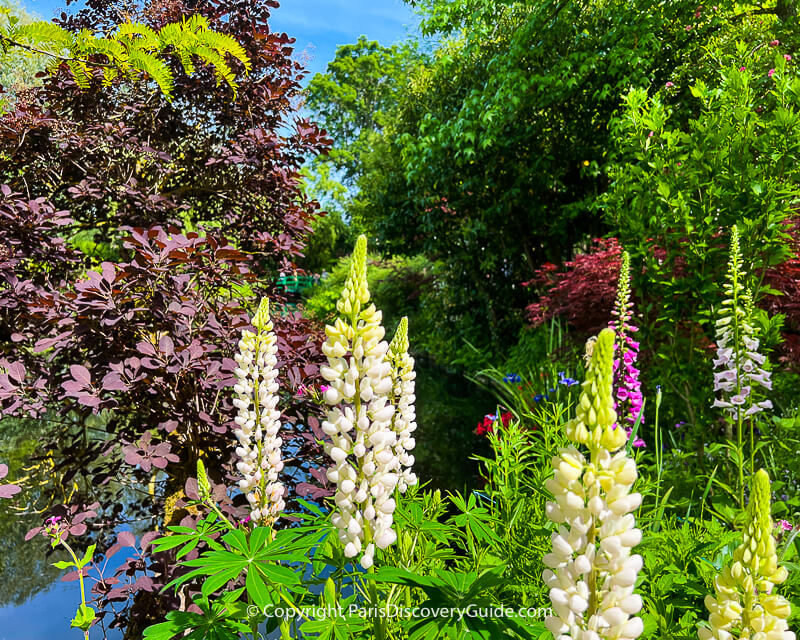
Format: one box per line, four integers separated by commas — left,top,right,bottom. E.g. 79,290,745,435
544,328,644,640
699,469,793,640
321,235,403,570
232,297,285,527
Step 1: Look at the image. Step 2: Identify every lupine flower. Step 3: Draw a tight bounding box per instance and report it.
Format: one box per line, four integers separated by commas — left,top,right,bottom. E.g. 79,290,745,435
544,329,644,640
387,317,418,493
504,373,522,383
320,235,400,570
712,226,773,420
699,470,793,640
232,298,285,527
609,250,644,445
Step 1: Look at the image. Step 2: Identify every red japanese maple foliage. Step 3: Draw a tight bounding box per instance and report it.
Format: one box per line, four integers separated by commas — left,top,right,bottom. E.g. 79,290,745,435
524,238,623,336
0,0,332,630
764,219,800,366
525,228,800,368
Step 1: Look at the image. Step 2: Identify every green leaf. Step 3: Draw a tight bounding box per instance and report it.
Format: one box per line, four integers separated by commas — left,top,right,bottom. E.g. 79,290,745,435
70,604,96,632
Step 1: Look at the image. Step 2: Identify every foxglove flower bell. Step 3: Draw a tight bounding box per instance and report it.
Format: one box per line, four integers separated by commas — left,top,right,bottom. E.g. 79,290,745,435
544,328,644,640
232,298,285,527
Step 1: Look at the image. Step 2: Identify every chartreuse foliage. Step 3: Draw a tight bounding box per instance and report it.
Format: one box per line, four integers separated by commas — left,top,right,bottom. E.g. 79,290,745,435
0,11,249,98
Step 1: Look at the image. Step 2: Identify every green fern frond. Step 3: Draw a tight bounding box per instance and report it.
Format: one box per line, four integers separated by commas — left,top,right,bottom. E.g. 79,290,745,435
117,22,159,50
76,34,126,63
101,66,119,86
195,29,250,73
14,21,74,50
184,14,210,33
66,59,91,88
156,22,183,48
127,49,174,98
188,43,234,89
177,50,195,75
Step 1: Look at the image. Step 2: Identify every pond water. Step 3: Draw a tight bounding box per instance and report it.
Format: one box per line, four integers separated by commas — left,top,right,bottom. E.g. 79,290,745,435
0,362,494,639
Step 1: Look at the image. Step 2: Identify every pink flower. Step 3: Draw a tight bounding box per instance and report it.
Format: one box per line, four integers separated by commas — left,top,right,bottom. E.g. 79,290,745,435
320,384,330,393
770,39,780,47
632,437,646,448
665,81,675,88
778,520,792,531
785,54,792,61
769,68,776,78
739,66,746,71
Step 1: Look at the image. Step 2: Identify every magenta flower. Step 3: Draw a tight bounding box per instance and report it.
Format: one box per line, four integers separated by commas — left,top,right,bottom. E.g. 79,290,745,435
777,520,793,531
769,68,776,78
770,39,780,47
739,66,746,71
785,54,792,61
609,251,644,445
665,81,675,88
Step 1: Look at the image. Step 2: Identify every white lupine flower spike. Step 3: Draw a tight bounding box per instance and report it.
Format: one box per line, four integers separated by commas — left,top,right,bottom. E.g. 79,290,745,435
544,328,644,640
699,469,794,640
232,297,285,527
387,317,417,493
322,235,402,570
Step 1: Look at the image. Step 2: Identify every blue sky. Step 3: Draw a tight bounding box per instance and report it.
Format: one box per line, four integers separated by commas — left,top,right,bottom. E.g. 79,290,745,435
19,0,419,80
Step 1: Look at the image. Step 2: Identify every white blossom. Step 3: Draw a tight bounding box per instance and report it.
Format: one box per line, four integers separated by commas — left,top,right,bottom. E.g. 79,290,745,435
232,298,284,526
544,328,644,640
322,235,401,569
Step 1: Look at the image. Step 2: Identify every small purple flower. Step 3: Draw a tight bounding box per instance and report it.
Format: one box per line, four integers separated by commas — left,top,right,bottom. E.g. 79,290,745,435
777,520,793,531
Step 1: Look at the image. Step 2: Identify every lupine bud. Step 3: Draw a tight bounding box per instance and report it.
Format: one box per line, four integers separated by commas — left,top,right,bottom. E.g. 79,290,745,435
232,298,285,527
699,470,794,640
196,459,212,501
544,328,643,640
323,236,402,569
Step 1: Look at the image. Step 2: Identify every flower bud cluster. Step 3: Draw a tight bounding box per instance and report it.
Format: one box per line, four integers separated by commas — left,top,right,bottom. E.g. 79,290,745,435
713,226,773,419
699,469,794,640
321,235,404,569
609,250,644,446
387,317,417,493
232,298,285,527
544,328,644,640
